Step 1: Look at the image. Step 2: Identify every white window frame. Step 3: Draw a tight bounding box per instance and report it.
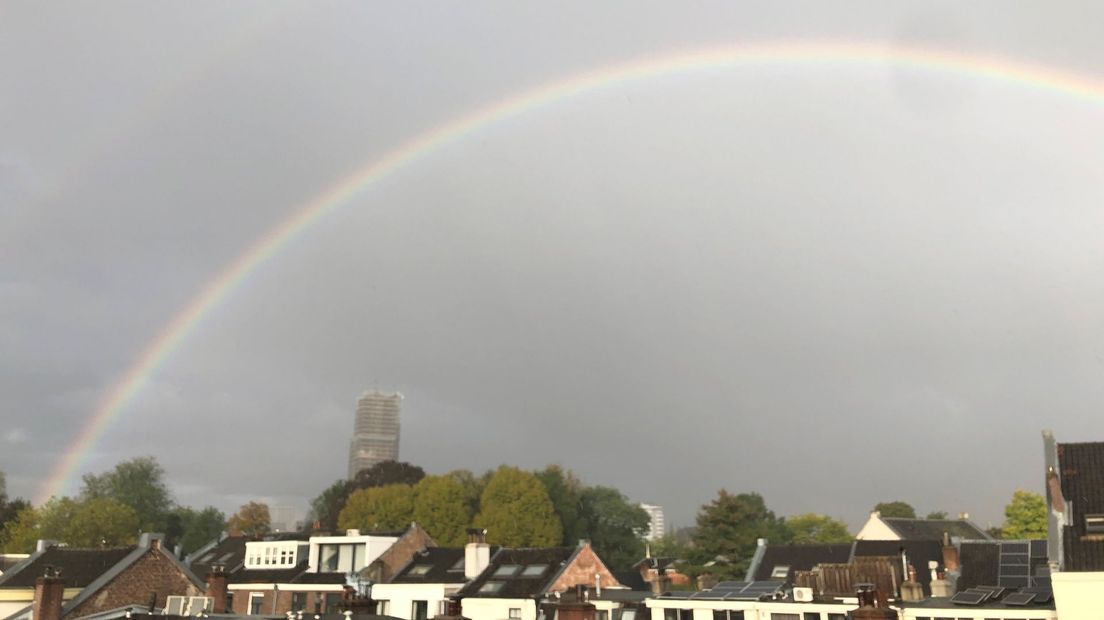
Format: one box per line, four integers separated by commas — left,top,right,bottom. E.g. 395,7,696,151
247,593,264,616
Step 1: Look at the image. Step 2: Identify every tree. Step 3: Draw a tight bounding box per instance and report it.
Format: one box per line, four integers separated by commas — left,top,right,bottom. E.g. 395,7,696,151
413,476,472,546
535,466,585,545
1002,490,1047,539
172,506,227,555
0,506,39,553
227,502,271,537
338,485,414,532
691,490,790,575
445,470,484,516
474,466,561,547
308,480,350,531
925,511,949,520
350,461,425,490
873,501,916,519
786,513,851,544
577,486,650,569
63,497,140,547
81,457,173,532
650,532,690,560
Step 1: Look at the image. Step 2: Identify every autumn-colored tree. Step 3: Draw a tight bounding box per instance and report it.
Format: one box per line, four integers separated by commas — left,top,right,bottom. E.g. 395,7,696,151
1002,490,1047,539
474,466,561,547
786,513,851,544
413,476,471,546
338,485,414,532
227,501,271,537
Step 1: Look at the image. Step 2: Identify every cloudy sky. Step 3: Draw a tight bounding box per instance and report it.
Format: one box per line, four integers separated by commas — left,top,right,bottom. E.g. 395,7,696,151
5,2,1104,531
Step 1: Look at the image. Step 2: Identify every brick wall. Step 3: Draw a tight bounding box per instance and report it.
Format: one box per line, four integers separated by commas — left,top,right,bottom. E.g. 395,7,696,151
548,544,620,594
366,524,436,583
67,549,201,618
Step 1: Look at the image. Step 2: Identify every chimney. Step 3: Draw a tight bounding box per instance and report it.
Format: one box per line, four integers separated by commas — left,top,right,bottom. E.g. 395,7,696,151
650,565,670,596
33,569,64,620
941,533,959,572
849,584,897,620
464,529,490,580
553,586,595,620
899,566,923,602
35,540,58,553
207,565,228,614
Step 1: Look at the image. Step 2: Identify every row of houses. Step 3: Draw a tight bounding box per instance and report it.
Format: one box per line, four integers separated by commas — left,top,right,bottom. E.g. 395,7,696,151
1,430,1102,620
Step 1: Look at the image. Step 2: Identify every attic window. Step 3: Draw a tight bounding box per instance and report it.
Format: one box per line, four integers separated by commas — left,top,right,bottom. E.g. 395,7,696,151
493,564,522,577
770,565,789,579
449,558,465,572
1086,514,1104,534
408,565,433,576
521,564,548,577
478,581,505,594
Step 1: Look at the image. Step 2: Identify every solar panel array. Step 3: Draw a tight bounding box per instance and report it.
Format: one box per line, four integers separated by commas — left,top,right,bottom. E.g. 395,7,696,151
681,581,784,601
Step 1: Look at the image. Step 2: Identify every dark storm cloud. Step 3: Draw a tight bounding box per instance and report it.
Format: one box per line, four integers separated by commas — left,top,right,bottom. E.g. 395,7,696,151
5,1,1104,530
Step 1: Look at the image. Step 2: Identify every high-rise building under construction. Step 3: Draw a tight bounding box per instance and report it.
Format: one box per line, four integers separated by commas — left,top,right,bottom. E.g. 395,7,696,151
347,391,402,479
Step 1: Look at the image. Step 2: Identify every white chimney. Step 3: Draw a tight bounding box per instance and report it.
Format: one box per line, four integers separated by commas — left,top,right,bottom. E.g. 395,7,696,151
465,529,490,580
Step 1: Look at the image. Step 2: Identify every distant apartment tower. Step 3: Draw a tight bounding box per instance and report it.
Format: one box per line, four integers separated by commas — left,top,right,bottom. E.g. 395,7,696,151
347,391,402,479
640,503,666,541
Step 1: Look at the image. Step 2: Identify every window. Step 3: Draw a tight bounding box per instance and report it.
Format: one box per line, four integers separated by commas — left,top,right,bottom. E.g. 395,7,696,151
621,611,636,620
770,565,790,579
318,543,361,572
494,564,522,577
412,601,429,620
521,564,549,577
248,594,264,616
509,608,522,619
679,611,692,620
596,612,608,620
478,581,505,594
409,564,433,576
378,601,390,616
769,615,799,620
449,558,466,572
224,593,234,614
827,616,846,620
291,592,306,611
803,614,819,620
1087,514,1104,533
325,594,341,614
664,610,679,620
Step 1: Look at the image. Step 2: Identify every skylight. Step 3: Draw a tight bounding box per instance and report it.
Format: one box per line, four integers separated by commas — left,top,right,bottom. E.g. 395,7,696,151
520,564,548,577
478,581,505,594
493,564,522,577
408,564,433,576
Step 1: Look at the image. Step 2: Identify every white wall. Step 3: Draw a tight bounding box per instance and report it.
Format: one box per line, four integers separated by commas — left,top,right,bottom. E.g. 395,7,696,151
461,597,537,620
1052,571,1104,620
854,514,899,541
371,583,461,620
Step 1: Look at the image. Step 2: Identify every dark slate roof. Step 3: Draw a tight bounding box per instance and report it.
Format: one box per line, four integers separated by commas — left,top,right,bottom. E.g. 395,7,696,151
457,547,576,599
230,561,309,584
612,571,648,592
390,547,467,584
290,572,349,585
881,518,990,541
189,536,247,577
748,544,852,583
958,540,1048,591
853,540,943,596
1058,441,1104,571
0,546,136,589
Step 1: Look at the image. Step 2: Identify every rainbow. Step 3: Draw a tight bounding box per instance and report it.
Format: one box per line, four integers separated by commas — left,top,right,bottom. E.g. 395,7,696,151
35,40,1104,504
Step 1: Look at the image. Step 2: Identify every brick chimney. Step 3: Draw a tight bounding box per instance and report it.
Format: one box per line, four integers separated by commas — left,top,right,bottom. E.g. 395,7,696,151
465,529,490,580
554,585,595,620
206,565,228,614
33,568,64,620
940,533,959,572
849,584,897,620
899,565,923,602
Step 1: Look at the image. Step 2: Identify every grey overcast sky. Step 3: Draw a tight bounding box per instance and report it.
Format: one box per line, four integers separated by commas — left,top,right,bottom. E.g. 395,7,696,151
4,1,1104,531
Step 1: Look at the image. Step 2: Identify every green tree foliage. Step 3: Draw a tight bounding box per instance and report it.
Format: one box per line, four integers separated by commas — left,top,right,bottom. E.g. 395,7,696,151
80,457,173,532
535,466,585,545
577,486,649,569
1001,490,1047,539
308,480,349,531
650,532,690,560
873,501,916,519
445,470,484,516
474,466,561,547
413,476,472,546
339,485,414,532
0,506,40,553
691,490,790,575
786,513,851,544
63,497,140,546
227,501,271,537
0,471,31,535
170,506,227,555
925,511,949,520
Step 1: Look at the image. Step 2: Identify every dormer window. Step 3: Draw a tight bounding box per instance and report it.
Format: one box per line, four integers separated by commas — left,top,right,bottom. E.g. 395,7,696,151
1086,514,1104,534
245,541,304,569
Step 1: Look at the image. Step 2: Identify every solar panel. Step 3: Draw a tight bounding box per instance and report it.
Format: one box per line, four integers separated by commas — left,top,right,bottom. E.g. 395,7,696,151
950,591,987,606
1001,592,1037,606
962,588,992,602
1021,588,1053,603
971,585,1006,599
